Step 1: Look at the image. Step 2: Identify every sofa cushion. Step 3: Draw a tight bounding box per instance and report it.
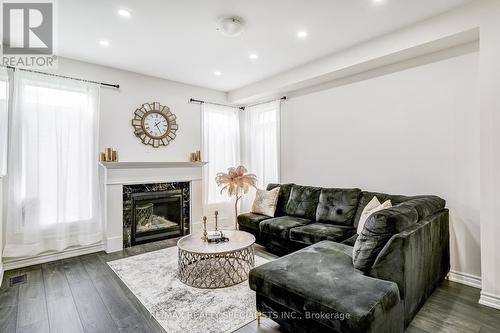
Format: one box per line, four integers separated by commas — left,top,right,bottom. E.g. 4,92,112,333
353,192,447,228
260,216,311,240
285,185,321,220
290,223,356,245
353,204,419,272
238,213,271,231
353,192,411,228
402,196,446,220
267,183,294,217
316,188,361,226
249,241,402,333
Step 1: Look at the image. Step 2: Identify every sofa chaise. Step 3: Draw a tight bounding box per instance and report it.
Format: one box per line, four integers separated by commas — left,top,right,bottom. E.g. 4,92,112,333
238,183,449,333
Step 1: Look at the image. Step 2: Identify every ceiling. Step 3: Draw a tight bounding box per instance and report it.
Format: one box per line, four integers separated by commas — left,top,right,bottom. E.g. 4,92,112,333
58,0,473,92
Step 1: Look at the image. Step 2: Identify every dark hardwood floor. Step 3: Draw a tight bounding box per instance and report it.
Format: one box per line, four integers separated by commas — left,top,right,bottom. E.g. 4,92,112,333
1,239,499,333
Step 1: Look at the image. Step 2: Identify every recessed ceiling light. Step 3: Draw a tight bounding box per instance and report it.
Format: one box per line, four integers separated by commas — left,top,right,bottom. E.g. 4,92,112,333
373,0,386,5
118,9,131,17
249,53,259,61
214,71,222,76
297,31,308,39
99,40,110,47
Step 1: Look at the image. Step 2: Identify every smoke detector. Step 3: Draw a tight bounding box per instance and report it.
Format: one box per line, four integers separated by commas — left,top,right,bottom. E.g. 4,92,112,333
217,17,245,37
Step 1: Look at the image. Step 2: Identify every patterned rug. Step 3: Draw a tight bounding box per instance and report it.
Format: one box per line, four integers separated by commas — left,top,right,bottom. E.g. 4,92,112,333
107,246,269,333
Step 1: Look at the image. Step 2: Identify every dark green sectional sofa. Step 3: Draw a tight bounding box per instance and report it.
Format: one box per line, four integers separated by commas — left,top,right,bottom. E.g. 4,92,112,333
238,183,449,333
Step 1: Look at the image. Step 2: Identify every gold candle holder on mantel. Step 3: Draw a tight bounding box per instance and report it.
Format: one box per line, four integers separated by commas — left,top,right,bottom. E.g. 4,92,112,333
100,147,119,162
189,150,202,162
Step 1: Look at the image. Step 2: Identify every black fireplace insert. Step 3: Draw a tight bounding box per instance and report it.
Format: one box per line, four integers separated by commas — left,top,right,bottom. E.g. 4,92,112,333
130,190,184,245
123,182,190,248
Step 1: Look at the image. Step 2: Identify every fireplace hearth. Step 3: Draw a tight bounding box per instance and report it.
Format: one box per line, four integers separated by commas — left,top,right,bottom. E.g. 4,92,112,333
123,182,190,248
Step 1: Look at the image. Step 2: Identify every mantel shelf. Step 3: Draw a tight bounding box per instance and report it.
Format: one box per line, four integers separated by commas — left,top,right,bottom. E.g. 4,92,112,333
99,161,207,170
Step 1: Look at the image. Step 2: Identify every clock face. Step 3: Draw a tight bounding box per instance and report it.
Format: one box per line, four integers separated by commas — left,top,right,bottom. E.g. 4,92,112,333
143,112,169,138
131,102,178,148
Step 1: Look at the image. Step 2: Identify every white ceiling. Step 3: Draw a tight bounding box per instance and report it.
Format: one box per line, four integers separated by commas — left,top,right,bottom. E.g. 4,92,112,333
58,0,473,92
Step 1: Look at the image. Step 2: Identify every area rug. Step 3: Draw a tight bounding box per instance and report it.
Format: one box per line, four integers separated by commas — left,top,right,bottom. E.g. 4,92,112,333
107,246,270,333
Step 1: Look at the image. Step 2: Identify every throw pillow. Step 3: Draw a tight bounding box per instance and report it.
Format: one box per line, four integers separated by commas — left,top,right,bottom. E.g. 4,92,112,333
252,187,280,217
353,204,419,272
357,196,392,234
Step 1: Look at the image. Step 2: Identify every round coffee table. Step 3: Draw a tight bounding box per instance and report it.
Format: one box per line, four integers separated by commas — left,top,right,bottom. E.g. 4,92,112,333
177,230,256,289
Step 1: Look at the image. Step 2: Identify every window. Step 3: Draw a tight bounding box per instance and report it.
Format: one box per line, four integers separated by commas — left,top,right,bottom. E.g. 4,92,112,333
23,83,95,226
201,104,240,205
242,101,280,188
200,100,281,219
240,101,280,211
4,72,103,258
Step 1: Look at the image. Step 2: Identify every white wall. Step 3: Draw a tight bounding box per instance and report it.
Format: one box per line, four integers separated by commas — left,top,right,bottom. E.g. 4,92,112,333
52,57,226,162
281,53,480,279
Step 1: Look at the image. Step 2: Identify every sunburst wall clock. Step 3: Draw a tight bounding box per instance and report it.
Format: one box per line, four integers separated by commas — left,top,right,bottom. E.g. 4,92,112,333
131,102,178,148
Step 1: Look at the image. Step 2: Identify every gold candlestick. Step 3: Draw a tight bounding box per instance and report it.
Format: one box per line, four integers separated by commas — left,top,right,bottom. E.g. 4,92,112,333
214,210,219,231
201,216,208,242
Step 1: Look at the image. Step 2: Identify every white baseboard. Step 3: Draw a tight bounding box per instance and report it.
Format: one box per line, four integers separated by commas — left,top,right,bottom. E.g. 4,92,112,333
106,236,123,253
479,291,500,310
447,270,482,289
447,271,500,310
0,262,4,287
3,243,105,271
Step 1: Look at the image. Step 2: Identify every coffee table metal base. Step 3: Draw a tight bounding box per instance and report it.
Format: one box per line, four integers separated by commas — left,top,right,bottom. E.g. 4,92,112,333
178,245,255,289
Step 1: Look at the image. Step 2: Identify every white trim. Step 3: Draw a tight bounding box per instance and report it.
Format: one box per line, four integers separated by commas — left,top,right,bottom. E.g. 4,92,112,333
479,291,500,310
0,262,4,287
99,161,207,169
106,236,123,253
105,177,202,186
447,270,482,289
2,243,105,270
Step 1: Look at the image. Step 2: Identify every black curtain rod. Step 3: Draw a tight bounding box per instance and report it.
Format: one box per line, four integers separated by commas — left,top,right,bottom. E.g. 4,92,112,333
245,96,287,109
3,65,120,89
189,98,244,110
189,96,286,110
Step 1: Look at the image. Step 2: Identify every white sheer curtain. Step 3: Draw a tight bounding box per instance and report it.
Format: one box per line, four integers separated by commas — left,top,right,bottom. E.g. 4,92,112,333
0,68,9,176
201,103,240,225
241,101,280,212
4,71,103,258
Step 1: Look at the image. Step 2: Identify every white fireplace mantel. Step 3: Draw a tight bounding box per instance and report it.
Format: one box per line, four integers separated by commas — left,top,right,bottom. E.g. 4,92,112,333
100,161,207,169
99,161,206,253
99,161,207,185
